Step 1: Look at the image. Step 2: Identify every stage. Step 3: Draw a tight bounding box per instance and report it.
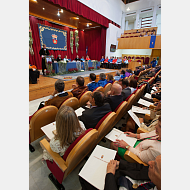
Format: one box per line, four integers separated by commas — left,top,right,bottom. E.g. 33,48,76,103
29,69,118,101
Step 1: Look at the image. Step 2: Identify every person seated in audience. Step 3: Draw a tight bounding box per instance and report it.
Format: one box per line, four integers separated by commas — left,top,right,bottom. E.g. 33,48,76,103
144,31,148,36
121,79,131,101
129,78,137,93
86,55,90,61
71,76,88,99
37,79,73,109
104,83,123,111
63,55,70,62
78,91,112,129
107,74,114,84
120,70,125,79
104,56,109,68
97,73,108,87
56,54,62,62
134,67,140,76
151,88,161,101
150,32,155,36
125,69,131,77
87,73,98,92
75,55,81,62
136,29,139,33
114,71,121,81
80,56,85,62
111,115,161,164
42,106,86,162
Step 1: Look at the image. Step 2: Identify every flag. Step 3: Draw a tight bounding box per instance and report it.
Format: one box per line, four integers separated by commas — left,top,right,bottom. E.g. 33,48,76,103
149,36,156,48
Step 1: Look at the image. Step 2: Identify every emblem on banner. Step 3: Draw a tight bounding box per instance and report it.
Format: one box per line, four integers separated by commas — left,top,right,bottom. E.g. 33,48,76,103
52,34,58,44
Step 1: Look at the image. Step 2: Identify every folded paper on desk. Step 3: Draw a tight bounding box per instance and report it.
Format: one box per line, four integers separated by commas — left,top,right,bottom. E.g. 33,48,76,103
79,145,117,190
138,98,154,107
132,105,150,115
128,109,141,128
144,93,152,99
105,128,137,147
41,121,56,140
75,107,85,117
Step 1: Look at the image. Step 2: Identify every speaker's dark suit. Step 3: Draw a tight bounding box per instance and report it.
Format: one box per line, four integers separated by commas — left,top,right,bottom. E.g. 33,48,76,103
39,48,50,75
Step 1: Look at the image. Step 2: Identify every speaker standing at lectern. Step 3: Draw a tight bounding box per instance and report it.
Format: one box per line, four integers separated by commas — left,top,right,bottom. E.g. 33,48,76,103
39,44,50,75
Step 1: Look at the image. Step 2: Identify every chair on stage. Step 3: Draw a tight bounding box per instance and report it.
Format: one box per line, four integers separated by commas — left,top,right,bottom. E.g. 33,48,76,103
40,128,98,190
78,91,92,107
29,106,58,152
93,86,104,92
144,57,150,65
103,83,112,95
60,97,79,110
94,112,117,144
123,127,149,166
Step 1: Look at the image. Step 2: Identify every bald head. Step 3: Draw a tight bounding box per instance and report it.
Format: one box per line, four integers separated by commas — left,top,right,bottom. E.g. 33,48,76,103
111,83,122,95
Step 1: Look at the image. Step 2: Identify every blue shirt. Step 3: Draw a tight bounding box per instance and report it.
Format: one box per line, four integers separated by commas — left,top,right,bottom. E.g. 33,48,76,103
151,60,157,67
97,79,108,87
87,81,99,92
117,59,122,64
114,76,121,81
120,74,125,79
100,58,105,62
108,59,113,63
80,58,85,62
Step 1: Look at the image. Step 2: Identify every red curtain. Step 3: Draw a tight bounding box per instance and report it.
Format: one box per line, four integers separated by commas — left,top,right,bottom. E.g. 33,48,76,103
29,16,106,69
47,0,109,28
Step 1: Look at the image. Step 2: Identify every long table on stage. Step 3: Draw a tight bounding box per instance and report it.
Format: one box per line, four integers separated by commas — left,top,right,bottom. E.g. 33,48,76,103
52,61,100,74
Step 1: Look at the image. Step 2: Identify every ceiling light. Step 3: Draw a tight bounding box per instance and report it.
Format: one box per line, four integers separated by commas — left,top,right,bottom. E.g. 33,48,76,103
60,9,63,13
59,19,60,21
57,9,60,16
33,0,37,2
83,30,84,31
76,17,79,19
127,7,130,11
87,24,89,27
42,7,45,10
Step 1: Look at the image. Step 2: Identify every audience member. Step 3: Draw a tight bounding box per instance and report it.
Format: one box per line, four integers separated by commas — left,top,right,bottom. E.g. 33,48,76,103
107,74,114,84
78,91,112,129
129,78,137,93
134,67,140,76
42,106,86,161
87,73,98,92
125,69,131,77
38,79,73,109
97,73,108,87
71,76,88,99
114,71,121,81
121,79,131,100
104,83,123,111
120,70,125,79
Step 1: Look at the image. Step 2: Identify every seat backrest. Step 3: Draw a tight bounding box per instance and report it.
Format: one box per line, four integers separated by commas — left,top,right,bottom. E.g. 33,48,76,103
95,112,117,143
60,97,79,110
64,129,98,178
30,106,58,142
103,83,112,95
79,91,92,107
93,86,104,92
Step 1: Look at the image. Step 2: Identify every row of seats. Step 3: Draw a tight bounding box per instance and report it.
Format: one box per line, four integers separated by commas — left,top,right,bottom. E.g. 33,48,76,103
123,27,157,35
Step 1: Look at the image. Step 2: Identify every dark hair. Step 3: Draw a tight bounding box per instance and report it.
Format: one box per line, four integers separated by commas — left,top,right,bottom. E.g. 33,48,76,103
89,73,96,81
129,79,137,88
121,70,125,75
128,69,132,73
76,76,84,86
122,79,129,87
107,74,113,81
100,73,106,80
55,79,65,92
93,91,104,107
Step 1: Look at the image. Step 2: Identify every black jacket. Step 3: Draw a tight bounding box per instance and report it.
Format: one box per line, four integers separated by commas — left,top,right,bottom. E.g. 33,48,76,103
104,95,123,111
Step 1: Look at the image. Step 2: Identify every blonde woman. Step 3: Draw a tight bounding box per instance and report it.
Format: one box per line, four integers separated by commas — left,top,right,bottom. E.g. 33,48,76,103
42,106,86,161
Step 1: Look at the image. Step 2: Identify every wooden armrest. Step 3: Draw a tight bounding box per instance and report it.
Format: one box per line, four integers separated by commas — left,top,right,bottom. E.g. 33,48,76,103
144,114,151,120
124,150,148,166
149,105,156,109
137,127,149,134
40,138,67,172
153,98,159,102
29,124,32,131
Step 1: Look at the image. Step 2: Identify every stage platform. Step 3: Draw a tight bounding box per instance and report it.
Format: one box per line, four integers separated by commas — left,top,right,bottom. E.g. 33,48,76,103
29,69,118,101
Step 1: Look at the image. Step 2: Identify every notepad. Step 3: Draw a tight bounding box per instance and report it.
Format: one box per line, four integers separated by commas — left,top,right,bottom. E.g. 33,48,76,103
138,98,154,107
75,107,85,117
132,105,150,115
128,109,141,127
41,121,56,140
144,93,152,99
105,128,137,147
79,145,117,190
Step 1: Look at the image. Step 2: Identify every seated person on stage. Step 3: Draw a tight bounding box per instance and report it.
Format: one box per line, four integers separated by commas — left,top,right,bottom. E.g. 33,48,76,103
42,106,86,162
78,91,112,129
86,55,90,61
120,70,125,79
100,56,105,68
121,79,131,101
107,74,114,84
63,55,70,62
129,78,137,94
116,57,122,69
75,55,81,62
97,73,108,87
71,76,88,99
104,83,123,111
80,56,85,62
87,73,98,92
80,154,161,190
114,71,121,81
108,56,113,69
151,58,157,68
38,79,73,109
56,54,62,62
111,115,161,164
104,56,109,68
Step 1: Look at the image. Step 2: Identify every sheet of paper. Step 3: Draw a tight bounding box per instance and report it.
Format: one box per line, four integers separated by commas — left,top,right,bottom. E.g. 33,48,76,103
138,98,153,107
79,145,116,190
144,93,152,99
152,86,157,91
75,107,85,117
105,128,137,147
41,121,56,140
128,109,141,128
132,105,150,115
